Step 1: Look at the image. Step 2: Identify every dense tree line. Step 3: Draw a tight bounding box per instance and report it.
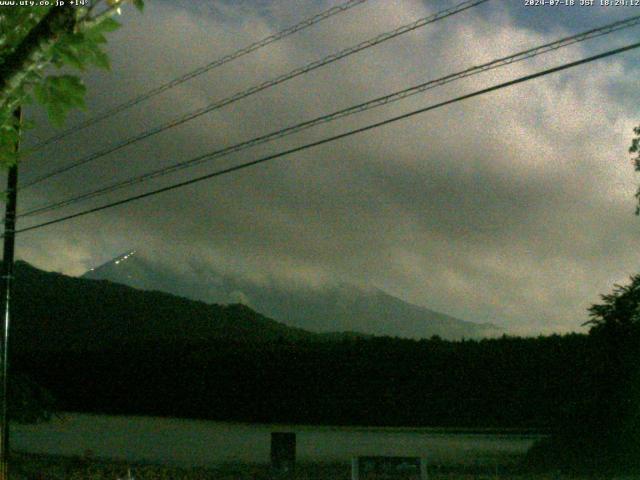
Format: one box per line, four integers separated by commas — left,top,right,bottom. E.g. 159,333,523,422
14,333,592,429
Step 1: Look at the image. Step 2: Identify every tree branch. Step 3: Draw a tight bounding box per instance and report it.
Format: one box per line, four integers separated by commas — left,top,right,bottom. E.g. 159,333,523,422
0,7,76,110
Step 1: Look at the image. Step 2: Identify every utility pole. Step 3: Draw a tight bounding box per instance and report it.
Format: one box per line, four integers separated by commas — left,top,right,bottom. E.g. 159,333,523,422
0,108,21,480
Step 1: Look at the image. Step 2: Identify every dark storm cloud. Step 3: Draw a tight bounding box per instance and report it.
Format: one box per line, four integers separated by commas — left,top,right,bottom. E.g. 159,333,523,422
14,0,640,335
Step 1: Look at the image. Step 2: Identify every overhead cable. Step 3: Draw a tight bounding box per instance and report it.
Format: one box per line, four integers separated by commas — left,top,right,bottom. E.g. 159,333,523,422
20,0,491,190
14,40,640,236
27,0,371,152
19,13,640,218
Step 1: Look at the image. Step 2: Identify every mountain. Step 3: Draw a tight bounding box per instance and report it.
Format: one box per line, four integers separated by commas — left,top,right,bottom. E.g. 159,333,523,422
82,250,501,340
10,260,315,353
265,283,502,340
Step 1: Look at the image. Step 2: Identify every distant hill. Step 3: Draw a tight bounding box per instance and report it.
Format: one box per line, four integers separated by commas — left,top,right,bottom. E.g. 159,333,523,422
10,261,314,353
83,251,501,340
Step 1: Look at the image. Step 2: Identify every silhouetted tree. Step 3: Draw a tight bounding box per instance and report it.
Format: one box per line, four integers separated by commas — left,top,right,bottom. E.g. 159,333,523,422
584,274,640,333
528,274,640,473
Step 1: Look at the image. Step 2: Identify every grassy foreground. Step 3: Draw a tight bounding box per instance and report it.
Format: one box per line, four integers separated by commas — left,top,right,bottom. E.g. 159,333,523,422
6,452,635,480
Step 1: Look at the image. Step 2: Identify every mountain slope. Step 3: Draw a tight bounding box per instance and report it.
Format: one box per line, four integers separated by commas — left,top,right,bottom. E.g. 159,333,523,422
82,251,501,340
11,261,314,353
258,283,502,339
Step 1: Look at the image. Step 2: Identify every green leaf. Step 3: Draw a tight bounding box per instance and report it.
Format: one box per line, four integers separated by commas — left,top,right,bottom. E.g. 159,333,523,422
33,82,49,105
0,126,19,147
47,102,66,127
84,30,107,44
52,43,86,70
92,50,111,70
33,75,87,125
94,17,121,34
20,93,34,105
78,40,108,70
0,0,137,165
0,150,19,168
50,75,86,109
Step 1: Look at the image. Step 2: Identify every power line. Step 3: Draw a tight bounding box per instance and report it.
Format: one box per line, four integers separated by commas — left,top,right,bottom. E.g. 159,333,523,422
19,14,640,219
13,41,640,236
20,0,491,190
27,0,371,152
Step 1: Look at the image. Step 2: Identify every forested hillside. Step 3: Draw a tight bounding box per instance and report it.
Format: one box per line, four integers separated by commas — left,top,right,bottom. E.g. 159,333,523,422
10,261,314,353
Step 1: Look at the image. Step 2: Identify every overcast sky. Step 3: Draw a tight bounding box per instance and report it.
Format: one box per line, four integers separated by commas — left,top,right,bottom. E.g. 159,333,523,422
11,0,640,335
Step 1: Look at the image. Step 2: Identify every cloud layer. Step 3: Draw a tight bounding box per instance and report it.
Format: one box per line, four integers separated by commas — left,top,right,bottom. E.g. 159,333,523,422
14,0,640,335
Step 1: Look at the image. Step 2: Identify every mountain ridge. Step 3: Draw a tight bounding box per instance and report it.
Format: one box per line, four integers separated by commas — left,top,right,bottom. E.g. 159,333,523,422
10,260,315,353
82,250,501,340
